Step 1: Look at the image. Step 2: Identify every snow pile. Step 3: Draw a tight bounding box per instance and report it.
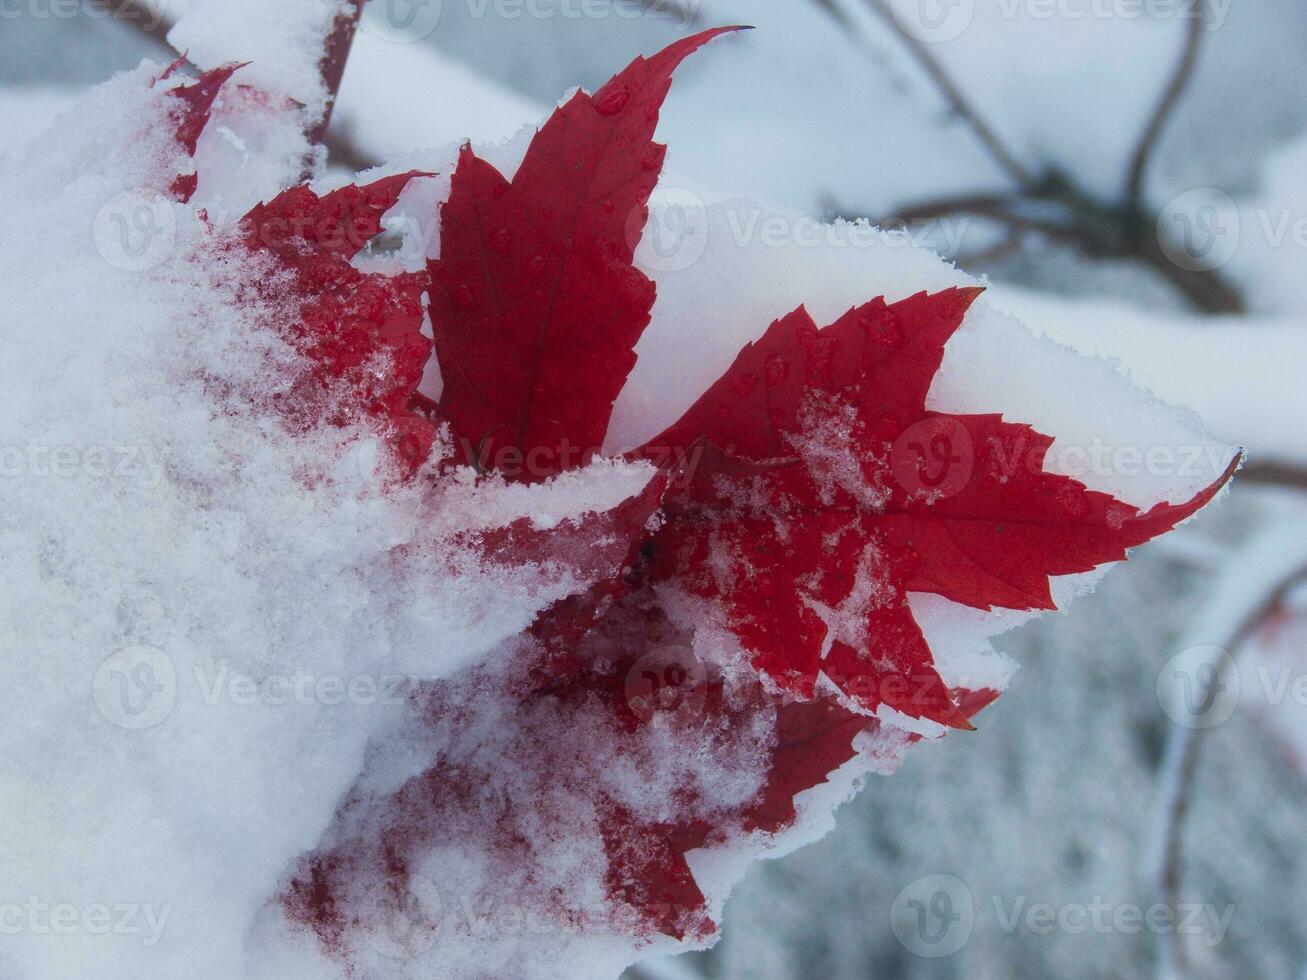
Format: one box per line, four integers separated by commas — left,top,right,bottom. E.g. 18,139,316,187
168,0,348,119
0,61,658,980
0,14,1235,980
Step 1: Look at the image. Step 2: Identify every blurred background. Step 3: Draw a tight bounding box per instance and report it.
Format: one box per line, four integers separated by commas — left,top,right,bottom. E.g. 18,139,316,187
4,1,1305,977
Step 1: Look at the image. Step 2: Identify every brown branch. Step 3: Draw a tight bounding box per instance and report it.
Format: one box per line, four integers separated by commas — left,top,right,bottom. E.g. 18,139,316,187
1136,226,1246,313
813,0,1243,313
1125,6,1206,223
1239,461,1307,492
871,187,1246,313
858,0,1035,189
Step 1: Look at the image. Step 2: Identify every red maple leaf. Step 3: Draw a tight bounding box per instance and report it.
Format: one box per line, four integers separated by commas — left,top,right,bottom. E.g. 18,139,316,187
156,59,244,202
637,292,1238,728
154,24,1237,955
237,173,437,475
429,27,746,482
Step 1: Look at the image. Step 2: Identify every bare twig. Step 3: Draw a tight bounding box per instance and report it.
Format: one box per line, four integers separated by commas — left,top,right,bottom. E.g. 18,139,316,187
868,181,1246,313
1239,461,1307,493
807,0,862,37
1154,540,1307,978
858,0,1035,188
1125,6,1206,226
813,0,1244,313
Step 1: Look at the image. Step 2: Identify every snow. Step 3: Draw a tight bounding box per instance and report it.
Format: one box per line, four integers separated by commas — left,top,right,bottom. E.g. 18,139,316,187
0,58,684,980
168,0,348,119
0,86,81,151
0,8,1256,980
991,286,1307,467
336,33,548,156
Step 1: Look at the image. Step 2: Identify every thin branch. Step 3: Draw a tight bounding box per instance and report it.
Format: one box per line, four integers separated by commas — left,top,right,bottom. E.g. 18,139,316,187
1239,461,1307,493
1135,228,1247,313
1154,545,1307,978
806,0,862,37
858,0,1035,189
870,188,1246,313
1125,6,1206,223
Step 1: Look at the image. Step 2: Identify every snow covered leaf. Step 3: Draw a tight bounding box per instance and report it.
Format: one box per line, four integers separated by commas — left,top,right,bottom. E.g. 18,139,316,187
639,290,1239,728
238,172,436,474
157,60,244,201
429,27,744,483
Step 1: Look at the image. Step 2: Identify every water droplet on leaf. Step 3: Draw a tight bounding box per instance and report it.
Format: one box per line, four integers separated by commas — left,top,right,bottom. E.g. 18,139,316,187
594,83,631,117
